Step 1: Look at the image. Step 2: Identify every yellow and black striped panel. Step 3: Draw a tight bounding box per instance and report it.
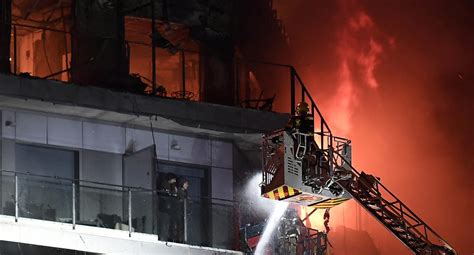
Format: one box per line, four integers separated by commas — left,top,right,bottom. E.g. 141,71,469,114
309,197,351,209
262,185,301,201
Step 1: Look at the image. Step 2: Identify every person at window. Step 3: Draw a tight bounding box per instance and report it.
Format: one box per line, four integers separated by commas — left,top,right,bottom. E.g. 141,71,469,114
158,173,178,241
171,178,190,243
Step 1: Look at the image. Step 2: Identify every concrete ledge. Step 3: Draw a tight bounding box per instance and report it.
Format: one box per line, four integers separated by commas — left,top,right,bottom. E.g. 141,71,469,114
0,215,242,255
0,74,289,134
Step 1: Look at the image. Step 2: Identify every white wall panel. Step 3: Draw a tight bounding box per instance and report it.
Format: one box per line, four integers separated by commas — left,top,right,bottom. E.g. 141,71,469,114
125,128,169,160
211,167,233,201
83,122,125,153
47,117,83,148
168,135,210,166
16,112,47,143
1,110,16,139
211,140,233,169
80,150,124,221
1,139,15,171
153,131,169,160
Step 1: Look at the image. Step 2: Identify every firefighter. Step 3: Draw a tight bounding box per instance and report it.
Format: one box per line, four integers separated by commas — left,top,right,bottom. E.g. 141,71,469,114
277,208,303,255
286,101,314,135
286,101,314,160
158,173,178,241
286,102,319,183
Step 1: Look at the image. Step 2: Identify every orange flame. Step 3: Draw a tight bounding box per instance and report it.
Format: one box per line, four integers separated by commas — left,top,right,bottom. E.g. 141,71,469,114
297,206,326,231
327,7,389,136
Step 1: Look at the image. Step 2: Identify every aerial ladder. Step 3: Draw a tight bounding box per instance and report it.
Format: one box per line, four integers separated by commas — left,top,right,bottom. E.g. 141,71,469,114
335,153,456,255
260,68,457,255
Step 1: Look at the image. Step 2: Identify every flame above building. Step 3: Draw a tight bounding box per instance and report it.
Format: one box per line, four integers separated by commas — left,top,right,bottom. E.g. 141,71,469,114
273,0,474,254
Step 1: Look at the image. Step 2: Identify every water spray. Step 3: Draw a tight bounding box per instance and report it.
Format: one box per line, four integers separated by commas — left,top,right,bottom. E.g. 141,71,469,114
243,174,290,254
254,202,289,255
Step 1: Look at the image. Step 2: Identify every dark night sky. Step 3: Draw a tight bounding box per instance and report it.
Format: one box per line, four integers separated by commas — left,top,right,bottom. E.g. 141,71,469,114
273,0,473,254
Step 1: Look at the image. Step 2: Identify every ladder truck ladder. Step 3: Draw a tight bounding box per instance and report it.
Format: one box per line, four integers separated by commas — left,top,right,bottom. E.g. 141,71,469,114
286,66,457,255
332,151,457,255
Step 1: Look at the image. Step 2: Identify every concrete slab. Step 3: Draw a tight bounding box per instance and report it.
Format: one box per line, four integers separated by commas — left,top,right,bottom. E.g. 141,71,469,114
0,215,242,255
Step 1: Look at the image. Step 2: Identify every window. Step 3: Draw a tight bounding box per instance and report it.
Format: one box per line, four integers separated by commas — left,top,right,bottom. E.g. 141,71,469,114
15,144,78,222
15,144,77,178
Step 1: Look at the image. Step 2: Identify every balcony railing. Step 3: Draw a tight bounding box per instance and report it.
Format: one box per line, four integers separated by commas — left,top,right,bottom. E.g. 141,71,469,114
0,170,238,250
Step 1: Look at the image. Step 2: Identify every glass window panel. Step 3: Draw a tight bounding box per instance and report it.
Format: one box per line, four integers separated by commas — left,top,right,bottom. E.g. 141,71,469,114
17,175,72,222
0,172,15,216
78,185,127,230
131,190,155,235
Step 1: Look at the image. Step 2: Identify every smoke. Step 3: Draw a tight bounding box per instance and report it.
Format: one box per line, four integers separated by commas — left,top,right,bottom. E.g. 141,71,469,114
244,174,328,250
243,174,281,215
327,6,389,136
329,60,356,135
298,3,390,233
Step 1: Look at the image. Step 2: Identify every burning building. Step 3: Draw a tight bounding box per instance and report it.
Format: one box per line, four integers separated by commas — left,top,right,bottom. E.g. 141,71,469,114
0,0,293,254
0,0,470,254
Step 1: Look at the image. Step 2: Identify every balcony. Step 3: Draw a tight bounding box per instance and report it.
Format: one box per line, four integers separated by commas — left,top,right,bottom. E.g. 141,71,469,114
0,170,242,254
6,0,294,114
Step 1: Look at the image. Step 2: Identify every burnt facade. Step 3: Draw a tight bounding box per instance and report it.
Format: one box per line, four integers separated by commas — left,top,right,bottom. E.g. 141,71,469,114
2,0,291,108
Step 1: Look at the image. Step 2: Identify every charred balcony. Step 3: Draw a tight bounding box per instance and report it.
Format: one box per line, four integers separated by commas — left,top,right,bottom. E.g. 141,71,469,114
1,0,292,113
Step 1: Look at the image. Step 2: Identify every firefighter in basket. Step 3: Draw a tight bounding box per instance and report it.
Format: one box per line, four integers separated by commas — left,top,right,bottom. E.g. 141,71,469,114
285,101,314,159
285,102,324,184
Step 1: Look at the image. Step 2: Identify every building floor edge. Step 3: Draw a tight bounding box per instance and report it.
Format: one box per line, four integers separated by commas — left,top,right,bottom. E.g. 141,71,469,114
0,215,243,255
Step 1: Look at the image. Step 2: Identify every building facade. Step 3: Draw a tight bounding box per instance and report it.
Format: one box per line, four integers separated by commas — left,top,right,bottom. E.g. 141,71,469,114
0,74,288,254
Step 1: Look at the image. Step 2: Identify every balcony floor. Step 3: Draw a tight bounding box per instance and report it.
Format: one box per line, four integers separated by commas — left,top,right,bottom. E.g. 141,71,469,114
0,215,242,255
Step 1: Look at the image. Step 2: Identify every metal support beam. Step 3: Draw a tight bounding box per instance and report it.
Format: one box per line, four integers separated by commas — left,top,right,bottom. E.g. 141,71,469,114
14,173,18,222
61,6,70,81
13,25,16,74
290,67,295,115
183,198,188,242
301,85,305,102
320,119,324,150
128,189,132,237
181,50,186,98
151,0,156,92
72,182,76,229
0,0,12,73
301,207,317,222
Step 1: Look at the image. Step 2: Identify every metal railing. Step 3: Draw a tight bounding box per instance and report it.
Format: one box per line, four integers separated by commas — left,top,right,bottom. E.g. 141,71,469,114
289,67,334,150
0,169,238,250
261,128,350,188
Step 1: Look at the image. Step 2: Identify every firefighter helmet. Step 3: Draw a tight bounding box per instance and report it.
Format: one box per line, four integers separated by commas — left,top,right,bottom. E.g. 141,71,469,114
296,101,309,116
